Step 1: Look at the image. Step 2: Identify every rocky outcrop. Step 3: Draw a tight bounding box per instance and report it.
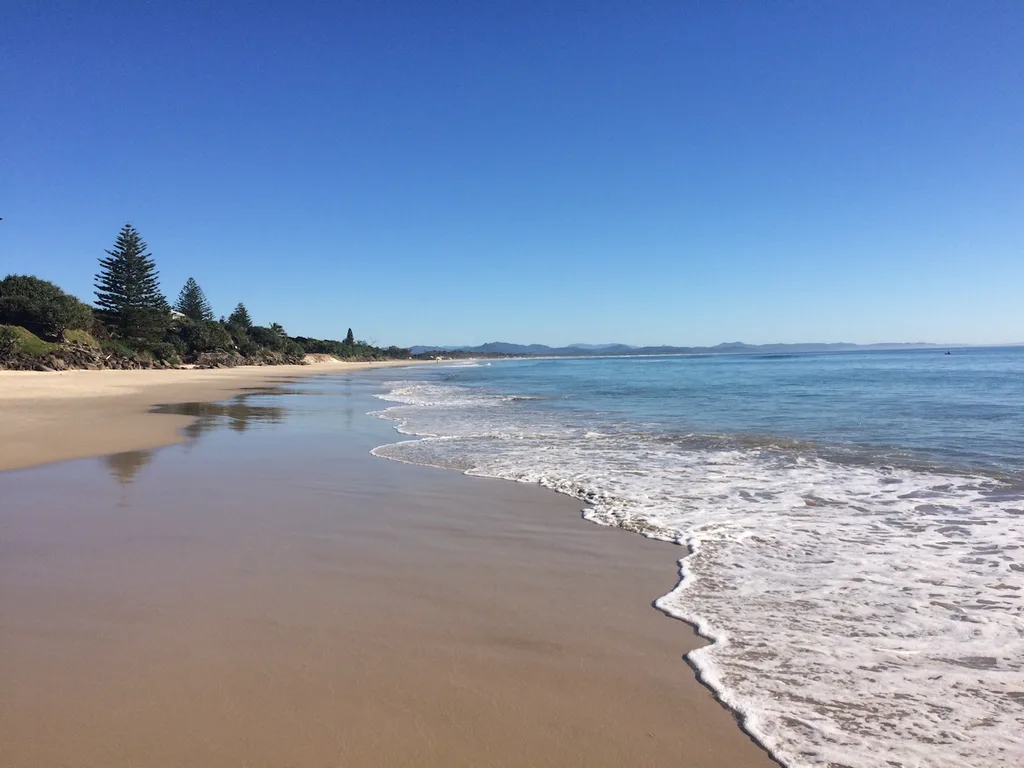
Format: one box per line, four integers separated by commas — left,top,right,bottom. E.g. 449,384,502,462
0,343,175,371
0,343,308,371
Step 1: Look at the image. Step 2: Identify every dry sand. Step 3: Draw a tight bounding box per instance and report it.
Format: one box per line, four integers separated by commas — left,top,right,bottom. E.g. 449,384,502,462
0,358,421,471
0,367,777,767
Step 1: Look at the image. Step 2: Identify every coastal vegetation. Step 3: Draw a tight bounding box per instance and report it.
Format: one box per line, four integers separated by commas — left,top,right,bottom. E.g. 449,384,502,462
0,223,410,370
0,274,94,341
175,277,214,322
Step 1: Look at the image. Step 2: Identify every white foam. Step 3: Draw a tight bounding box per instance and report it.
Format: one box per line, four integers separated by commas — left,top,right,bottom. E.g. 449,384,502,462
372,382,1024,768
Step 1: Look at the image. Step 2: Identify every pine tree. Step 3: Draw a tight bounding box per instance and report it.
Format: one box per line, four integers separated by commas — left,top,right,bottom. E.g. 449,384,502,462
345,328,355,345
94,224,168,339
228,302,252,329
175,277,213,322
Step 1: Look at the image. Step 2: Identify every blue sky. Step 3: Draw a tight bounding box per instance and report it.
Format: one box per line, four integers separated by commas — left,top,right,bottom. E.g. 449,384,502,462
2,2,1021,346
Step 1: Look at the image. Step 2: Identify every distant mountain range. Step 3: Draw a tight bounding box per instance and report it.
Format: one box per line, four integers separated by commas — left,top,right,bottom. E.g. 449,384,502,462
409,341,940,357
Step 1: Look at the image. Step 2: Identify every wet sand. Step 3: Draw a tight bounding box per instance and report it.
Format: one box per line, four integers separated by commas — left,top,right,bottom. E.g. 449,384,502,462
0,359,421,471
0,373,776,767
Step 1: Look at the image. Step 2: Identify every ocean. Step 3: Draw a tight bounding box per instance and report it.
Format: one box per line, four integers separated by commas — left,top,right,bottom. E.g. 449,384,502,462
370,348,1024,768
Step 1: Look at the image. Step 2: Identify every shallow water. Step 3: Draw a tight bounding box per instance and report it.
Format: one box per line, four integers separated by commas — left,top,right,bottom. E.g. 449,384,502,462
371,349,1024,767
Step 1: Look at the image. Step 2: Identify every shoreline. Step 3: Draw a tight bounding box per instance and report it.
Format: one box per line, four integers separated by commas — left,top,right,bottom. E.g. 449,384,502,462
372,450,782,767
0,358,424,471
0,362,779,767
372,412,782,766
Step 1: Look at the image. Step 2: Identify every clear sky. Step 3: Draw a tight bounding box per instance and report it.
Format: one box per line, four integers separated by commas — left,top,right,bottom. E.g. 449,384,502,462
2,2,1022,347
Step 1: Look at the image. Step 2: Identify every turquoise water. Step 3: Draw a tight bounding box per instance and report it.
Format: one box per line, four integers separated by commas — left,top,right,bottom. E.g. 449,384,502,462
371,348,1024,768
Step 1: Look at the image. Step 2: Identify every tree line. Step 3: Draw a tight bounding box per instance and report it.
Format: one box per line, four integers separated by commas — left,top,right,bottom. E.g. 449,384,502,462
0,223,409,366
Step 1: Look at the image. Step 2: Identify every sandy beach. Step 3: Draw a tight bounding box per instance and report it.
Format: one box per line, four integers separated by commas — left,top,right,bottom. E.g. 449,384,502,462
0,367,776,767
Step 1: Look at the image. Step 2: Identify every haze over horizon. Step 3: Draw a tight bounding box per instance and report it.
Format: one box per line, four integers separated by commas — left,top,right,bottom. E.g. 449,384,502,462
3,3,1021,347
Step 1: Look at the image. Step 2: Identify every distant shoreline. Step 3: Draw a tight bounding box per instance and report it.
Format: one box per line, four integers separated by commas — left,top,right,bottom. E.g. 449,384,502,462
410,340,969,359
422,344,989,364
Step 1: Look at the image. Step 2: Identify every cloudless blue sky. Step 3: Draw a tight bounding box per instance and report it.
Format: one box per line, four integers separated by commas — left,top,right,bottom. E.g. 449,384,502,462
2,1,1022,346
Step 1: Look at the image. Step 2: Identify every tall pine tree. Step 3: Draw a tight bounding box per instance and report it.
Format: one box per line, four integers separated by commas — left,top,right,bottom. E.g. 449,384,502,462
228,302,252,329
175,277,213,321
345,328,355,345
94,224,168,339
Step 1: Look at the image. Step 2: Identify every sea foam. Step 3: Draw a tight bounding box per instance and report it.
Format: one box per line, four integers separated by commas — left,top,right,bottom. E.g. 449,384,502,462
371,381,1024,768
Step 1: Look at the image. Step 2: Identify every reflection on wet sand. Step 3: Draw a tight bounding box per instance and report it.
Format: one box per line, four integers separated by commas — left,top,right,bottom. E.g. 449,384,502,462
99,396,290,484
154,398,286,440
104,449,155,485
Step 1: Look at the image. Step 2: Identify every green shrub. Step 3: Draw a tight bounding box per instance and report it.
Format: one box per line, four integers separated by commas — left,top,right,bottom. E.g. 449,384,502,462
161,332,188,359
0,325,59,356
90,317,111,341
64,329,99,348
282,340,305,359
0,275,93,340
137,341,181,365
176,320,235,356
100,338,137,358
0,325,22,360
100,306,170,343
237,339,261,357
248,325,284,351
224,322,249,347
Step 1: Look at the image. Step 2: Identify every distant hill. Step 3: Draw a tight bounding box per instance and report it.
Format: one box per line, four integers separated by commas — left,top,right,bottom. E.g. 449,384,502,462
409,341,938,357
